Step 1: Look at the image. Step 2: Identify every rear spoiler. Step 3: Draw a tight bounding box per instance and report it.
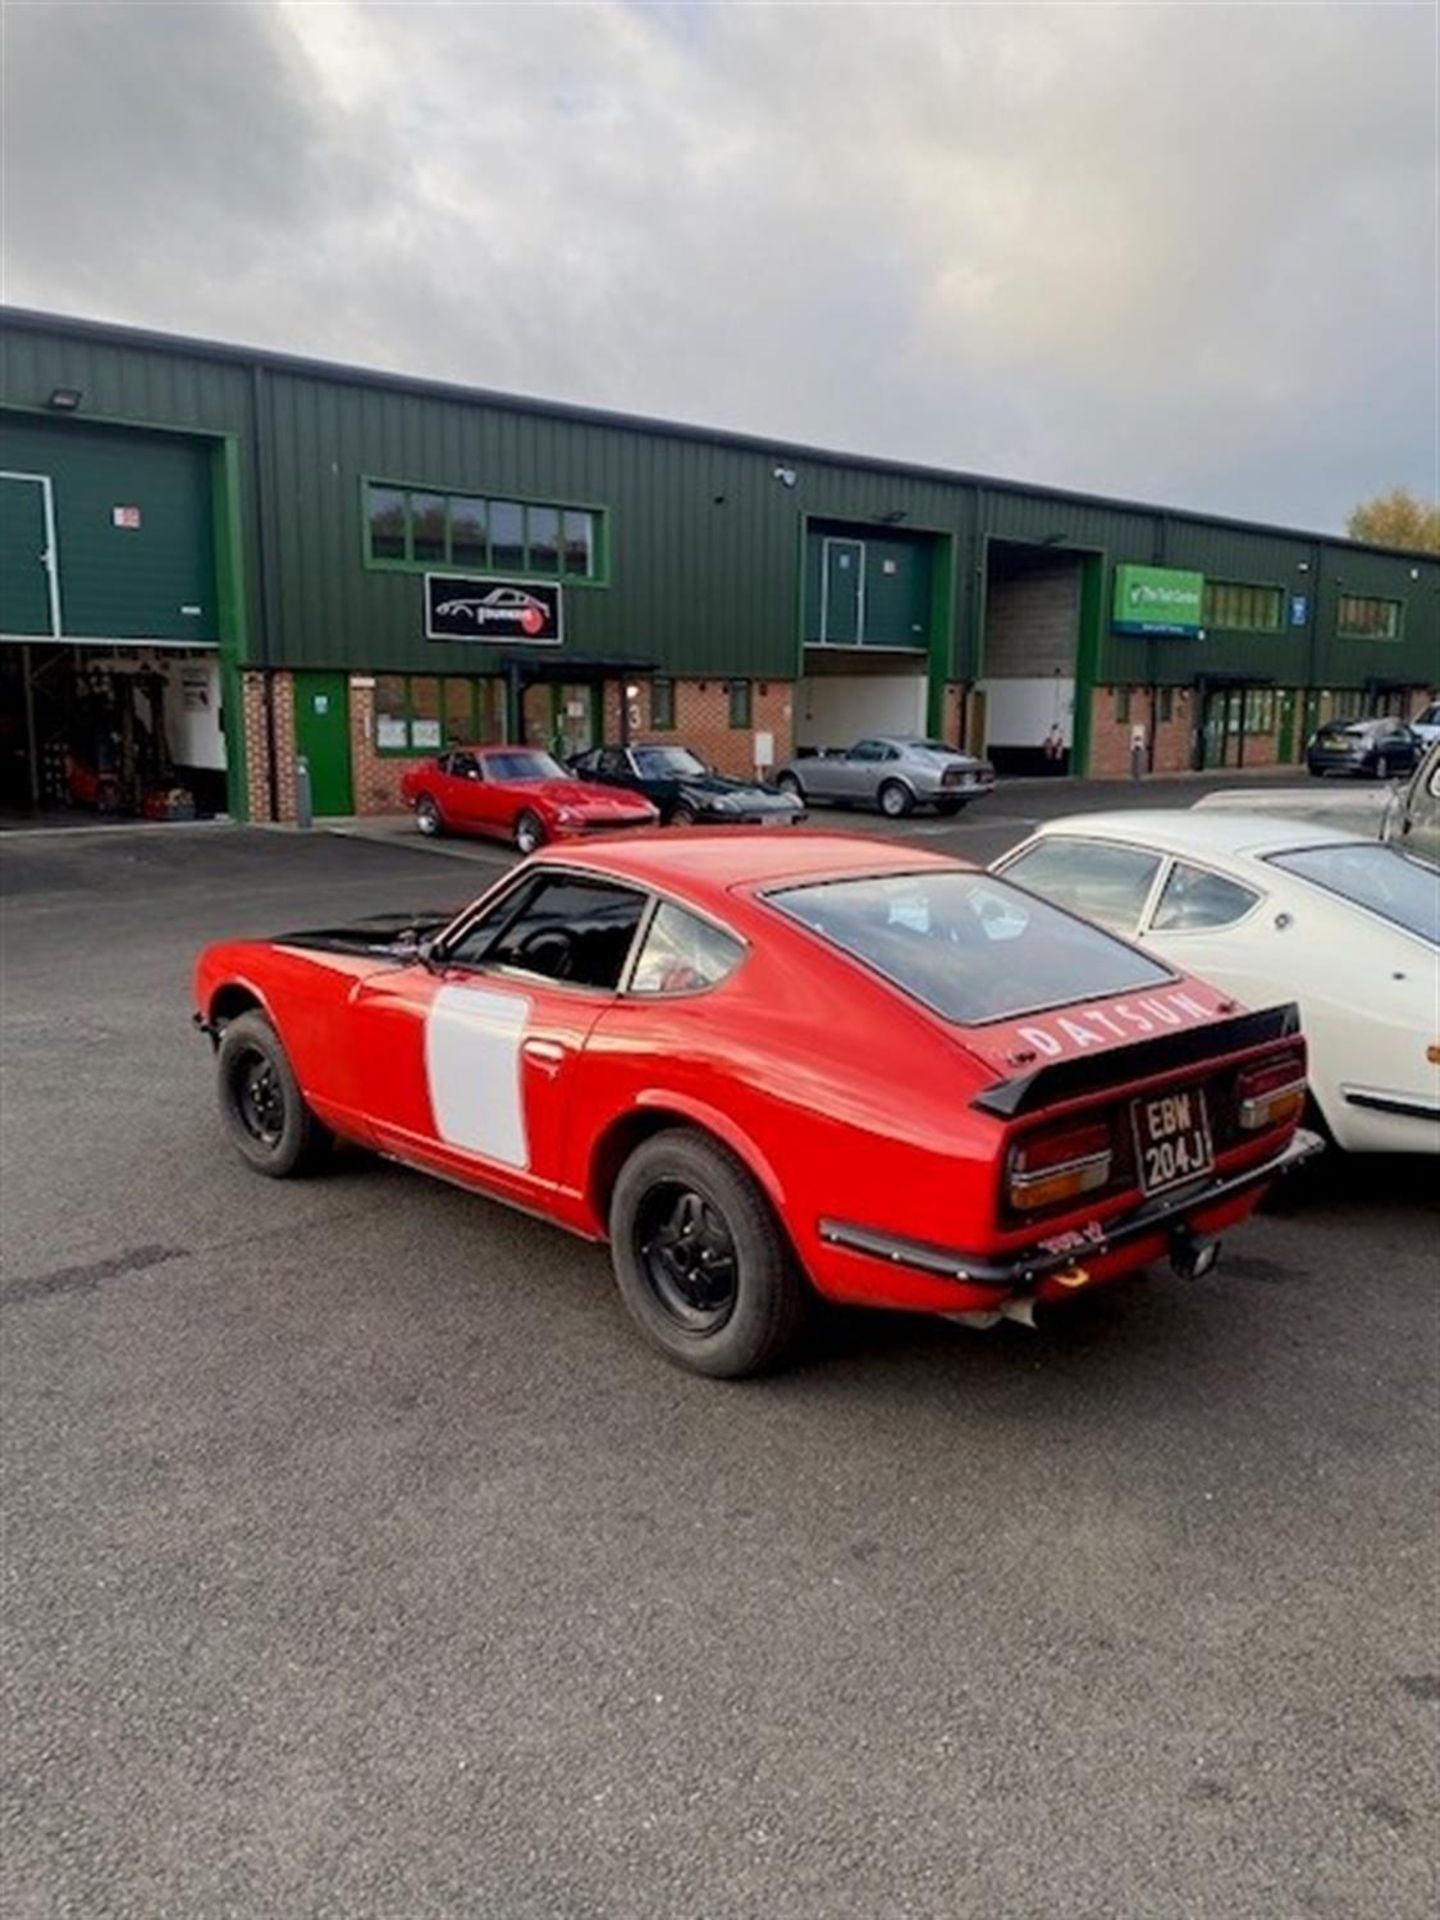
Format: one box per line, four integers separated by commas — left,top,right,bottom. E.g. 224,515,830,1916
971,1003,1302,1119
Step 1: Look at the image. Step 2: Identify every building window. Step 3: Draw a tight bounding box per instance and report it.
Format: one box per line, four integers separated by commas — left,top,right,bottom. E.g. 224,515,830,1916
1337,594,1401,641
410,494,448,565
1202,581,1284,632
363,481,605,581
1114,687,1131,724
367,486,407,562
728,679,752,729
650,676,675,730
374,674,496,752
488,499,526,572
1244,688,1276,735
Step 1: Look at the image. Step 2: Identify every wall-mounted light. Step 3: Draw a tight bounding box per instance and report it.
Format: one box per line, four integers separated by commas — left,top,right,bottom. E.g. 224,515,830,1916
624,683,639,700
1410,567,1421,581
47,386,83,411
772,466,798,490
1296,561,1310,574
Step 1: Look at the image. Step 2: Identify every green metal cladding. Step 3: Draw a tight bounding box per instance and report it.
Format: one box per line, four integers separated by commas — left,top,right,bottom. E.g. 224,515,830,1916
3,307,1436,691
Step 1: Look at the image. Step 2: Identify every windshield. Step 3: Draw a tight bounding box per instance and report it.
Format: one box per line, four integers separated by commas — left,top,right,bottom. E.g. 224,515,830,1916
1266,844,1439,943
485,751,566,781
633,747,708,778
768,870,1174,1023
911,740,962,756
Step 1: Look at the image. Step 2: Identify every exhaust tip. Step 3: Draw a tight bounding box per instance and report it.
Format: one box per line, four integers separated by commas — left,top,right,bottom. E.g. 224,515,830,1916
1171,1232,1222,1282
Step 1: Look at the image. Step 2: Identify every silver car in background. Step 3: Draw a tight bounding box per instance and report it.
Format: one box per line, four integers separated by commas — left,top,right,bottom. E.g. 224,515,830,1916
773,735,996,819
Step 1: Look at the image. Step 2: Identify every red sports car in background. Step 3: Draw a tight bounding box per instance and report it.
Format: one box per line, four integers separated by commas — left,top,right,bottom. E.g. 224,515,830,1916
194,834,1319,1378
400,744,658,852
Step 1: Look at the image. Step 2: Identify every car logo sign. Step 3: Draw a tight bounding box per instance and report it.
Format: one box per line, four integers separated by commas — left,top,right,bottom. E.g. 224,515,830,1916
425,574,563,645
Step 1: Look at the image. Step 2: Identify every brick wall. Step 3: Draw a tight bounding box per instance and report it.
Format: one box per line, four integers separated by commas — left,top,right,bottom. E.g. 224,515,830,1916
1087,686,1197,778
941,682,966,749
240,671,297,821
626,678,795,778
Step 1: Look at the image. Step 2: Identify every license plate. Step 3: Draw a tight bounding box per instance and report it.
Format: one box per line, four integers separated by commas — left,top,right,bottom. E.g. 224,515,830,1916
1131,1086,1214,1196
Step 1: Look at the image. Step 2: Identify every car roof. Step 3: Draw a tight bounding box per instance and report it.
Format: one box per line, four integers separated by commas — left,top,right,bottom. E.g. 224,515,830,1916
1023,809,1372,861
534,829,963,900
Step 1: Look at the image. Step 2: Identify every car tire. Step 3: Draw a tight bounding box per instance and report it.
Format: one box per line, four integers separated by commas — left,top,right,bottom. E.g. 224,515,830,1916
514,809,547,855
878,780,914,819
934,797,968,816
217,1010,332,1178
609,1129,806,1379
775,772,804,801
670,802,698,828
415,794,443,837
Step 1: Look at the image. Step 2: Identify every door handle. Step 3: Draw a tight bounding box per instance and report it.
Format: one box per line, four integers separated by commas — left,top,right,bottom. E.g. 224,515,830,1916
522,1038,567,1072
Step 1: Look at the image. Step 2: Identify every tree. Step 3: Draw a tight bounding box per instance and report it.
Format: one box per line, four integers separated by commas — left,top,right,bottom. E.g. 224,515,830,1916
1346,488,1440,553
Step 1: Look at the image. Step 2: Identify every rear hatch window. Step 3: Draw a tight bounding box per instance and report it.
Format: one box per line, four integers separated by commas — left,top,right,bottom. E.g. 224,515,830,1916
767,871,1174,1024
1267,843,1439,943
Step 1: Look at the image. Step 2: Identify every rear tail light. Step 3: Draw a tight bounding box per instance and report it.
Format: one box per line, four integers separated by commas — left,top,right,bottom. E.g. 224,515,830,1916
1235,1053,1306,1132
1007,1120,1113,1213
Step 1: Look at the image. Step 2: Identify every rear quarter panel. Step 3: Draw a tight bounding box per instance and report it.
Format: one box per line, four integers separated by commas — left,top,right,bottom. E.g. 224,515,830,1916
573,929,1009,1290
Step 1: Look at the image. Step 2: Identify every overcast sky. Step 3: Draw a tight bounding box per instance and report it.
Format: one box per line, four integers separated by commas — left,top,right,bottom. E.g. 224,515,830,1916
2,0,1435,530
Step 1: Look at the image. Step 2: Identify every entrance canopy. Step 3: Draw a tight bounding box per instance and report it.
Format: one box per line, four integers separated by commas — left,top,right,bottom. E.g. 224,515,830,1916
499,653,657,744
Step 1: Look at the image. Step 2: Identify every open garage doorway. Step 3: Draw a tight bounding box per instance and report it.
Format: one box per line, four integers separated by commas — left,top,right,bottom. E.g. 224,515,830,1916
0,645,229,823
977,542,1083,774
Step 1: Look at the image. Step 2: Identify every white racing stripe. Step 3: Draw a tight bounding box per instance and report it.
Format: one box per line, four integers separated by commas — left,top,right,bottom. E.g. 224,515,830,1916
425,984,530,1168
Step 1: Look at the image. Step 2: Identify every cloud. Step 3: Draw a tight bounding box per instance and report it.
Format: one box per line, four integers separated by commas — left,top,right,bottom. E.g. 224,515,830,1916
2,0,1435,529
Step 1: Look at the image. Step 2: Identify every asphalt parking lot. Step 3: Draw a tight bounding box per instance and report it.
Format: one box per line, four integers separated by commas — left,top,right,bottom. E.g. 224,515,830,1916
2,781,1436,1920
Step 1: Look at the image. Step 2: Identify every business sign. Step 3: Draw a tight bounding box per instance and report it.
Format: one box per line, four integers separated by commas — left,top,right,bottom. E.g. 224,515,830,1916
1113,565,1205,637
1290,594,1309,627
424,575,563,646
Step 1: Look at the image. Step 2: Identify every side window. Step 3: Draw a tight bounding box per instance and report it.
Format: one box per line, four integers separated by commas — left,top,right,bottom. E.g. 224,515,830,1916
449,751,481,779
483,876,647,989
598,749,630,779
629,902,745,995
1149,861,1260,933
849,740,883,762
1003,837,1163,934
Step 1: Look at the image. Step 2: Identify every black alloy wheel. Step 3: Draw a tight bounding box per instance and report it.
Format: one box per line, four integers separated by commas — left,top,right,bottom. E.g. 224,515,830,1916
670,801,698,828
235,1049,285,1148
636,1184,739,1333
216,1010,332,1177
609,1128,805,1377
415,794,443,836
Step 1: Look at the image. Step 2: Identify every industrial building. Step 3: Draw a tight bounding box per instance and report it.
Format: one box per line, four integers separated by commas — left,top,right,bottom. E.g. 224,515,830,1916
1,305,1435,823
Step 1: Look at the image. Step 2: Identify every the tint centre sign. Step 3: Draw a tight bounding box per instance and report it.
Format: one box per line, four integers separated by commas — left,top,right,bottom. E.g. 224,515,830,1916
1113,565,1204,637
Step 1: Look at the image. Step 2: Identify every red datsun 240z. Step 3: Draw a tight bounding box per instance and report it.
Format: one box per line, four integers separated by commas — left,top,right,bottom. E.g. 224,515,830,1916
194,833,1320,1376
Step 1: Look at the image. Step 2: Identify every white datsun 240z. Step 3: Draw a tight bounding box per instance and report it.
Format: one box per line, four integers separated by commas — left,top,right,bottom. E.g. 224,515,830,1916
993,811,1439,1155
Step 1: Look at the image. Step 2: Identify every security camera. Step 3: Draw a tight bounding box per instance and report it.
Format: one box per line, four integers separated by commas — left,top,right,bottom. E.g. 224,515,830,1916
772,466,798,489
